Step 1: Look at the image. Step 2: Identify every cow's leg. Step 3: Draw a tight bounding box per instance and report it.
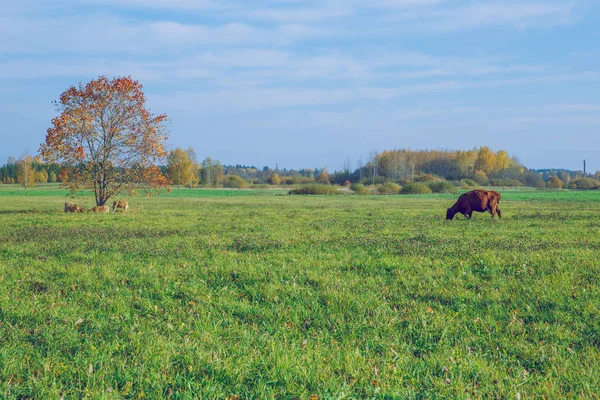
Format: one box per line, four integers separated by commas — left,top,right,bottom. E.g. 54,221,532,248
466,211,472,219
496,208,502,218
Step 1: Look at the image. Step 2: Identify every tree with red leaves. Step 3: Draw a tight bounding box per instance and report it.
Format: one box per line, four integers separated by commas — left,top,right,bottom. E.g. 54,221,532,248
40,76,170,206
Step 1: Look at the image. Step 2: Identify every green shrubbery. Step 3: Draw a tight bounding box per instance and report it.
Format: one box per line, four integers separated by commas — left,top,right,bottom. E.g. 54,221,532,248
289,184,341,195
401,183,432,194
224,175,250,189
377,182,401,195
571,177,600,189
350,183,369,195
428,181,456,193
460,179,477,187
414,174,441,183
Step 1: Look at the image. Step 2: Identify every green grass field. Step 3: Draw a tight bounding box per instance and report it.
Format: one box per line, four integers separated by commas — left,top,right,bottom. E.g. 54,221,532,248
1,184,599,398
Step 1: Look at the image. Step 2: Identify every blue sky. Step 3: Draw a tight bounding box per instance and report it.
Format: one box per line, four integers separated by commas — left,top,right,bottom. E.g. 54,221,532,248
1,0,599,171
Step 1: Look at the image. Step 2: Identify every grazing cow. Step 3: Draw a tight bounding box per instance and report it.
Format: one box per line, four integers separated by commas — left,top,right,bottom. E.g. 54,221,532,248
88,205,110,213
64,202,84,213
446,190,502,220
112,200,129,212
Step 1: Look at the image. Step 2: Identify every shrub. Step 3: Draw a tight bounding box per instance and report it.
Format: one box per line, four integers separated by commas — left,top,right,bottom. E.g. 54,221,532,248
546,176,563,189
289,184,340,195
279,176,294,185
361,176,387,185
428,181,456,193
572,177,600,189
350,183,369,195
316,171,330,185
401,183,432,194
224,175,249,189
473,170,489,185
377,182,401,195
289,176,314,185
489,178,523,187
414,174,440,183
460,179,477,187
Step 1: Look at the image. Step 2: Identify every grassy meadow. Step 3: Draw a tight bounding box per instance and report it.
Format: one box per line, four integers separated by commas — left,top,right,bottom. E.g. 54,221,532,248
1,184,599,398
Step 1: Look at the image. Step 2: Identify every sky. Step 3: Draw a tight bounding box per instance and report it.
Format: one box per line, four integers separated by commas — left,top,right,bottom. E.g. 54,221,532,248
0,0,599,172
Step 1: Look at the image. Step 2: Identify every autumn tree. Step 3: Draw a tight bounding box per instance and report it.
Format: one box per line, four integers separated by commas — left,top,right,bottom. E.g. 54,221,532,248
16,155,37,189
474,146,497,175
316,170,330,184
40,76,169,206
268,173,281,185
36,169,49,183
494,150,511,173
166,147,199,188
546,176,563,189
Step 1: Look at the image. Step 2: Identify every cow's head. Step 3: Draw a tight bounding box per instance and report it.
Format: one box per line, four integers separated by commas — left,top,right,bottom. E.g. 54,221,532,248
446,207,456,220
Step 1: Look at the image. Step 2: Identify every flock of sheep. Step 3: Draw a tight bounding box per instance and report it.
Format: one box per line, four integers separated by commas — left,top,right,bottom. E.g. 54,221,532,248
64,200,128,213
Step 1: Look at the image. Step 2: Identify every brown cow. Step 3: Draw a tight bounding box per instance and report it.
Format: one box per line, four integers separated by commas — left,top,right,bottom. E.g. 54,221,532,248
64,202,84,213
112,200,129,212
446,190,502,220
88,205,110,213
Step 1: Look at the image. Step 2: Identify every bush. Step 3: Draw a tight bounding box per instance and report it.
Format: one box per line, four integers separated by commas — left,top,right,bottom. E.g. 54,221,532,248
401,183,432,194
350,183,369,195
289,184,340,195
377,182,401,195
489,178,523,187
224,175,249,189
428,181,456,193
572,177,600,189
473,170,489,186
279,176,294,185
316,171,330,185
361,176,387,185
285,176,313,185
414,174,441,183
460,179,477,187
546,176,563,189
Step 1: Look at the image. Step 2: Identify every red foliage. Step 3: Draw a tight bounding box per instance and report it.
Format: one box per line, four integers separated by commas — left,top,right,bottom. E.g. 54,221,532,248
40,76,169,206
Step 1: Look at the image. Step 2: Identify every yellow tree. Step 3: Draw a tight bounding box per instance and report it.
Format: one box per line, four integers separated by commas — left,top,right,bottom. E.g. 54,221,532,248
40,76,170,206
16,155,37,189
494,150,510,172
546,176,563,189
474,146,497,175
166,147,199,188
268,173,281,185
316,170,330,184
36,169,49,183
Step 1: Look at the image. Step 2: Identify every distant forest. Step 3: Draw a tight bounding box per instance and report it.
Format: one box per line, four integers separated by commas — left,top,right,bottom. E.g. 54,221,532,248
2,147,599,190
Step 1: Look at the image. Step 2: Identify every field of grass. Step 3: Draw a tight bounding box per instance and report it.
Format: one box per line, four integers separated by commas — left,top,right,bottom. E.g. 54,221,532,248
1,184,599,398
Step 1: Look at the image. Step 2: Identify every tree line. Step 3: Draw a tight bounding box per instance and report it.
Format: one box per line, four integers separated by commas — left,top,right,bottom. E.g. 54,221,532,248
3,146,598,190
